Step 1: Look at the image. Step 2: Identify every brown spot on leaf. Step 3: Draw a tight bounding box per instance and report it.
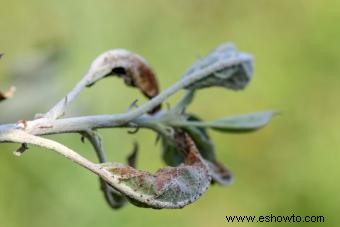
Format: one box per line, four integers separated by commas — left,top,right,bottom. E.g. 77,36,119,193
103,132,210,209
86,50,161,114
116,53,161,114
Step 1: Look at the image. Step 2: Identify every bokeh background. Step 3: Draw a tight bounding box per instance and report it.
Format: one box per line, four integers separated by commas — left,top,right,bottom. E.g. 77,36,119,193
0,0,339,226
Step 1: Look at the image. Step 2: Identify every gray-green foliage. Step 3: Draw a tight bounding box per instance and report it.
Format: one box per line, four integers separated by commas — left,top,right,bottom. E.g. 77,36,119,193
183,43,253,90
92,43,275,209
0,43,274,210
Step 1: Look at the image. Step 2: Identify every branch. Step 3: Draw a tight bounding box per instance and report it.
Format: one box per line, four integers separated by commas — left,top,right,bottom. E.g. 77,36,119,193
0,129,107,179
0,43,270,210
0,113,171,139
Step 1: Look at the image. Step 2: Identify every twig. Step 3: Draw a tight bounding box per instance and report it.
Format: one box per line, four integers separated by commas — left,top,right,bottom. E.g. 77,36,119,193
0,45,260,209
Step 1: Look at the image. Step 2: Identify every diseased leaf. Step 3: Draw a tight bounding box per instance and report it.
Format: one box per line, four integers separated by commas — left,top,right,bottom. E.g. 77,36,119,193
184,116,215,161
183,43,253,90
102,133,211,209
85,49,161,114
162,115,233,186
205,160,233,186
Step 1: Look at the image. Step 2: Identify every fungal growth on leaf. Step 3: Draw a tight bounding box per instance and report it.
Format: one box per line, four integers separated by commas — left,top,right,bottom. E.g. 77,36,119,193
0,42,275,210
102,132,211,209
85,49,161,114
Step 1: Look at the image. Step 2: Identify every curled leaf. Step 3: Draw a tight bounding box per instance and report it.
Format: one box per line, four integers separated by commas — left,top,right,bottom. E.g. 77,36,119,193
85,49,161,114
127,142,138,167
183,43,253,90
102,133,211,209
13,143,29,157
100,180,127,209
162,115,233,186
205,160,233,186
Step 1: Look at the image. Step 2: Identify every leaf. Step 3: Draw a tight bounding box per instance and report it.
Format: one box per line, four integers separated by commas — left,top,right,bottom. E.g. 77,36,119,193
203,111,276,132
205,160,233,186
102,133,211,209
127,142,138,167
85,49,161,114
172,90,195,114
183,43,253,90
161,116,214,166
0,86,16,102
99,180,127,209
173,111,276,133
183,116,216,161
161,136,185,167
161,115,233,186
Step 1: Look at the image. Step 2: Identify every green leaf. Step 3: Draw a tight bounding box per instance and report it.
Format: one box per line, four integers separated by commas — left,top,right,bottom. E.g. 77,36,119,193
103,133,211,209
173,111,276,133
183,43,253,90
206,111,276,132
172,90,195,114
161,136,185,167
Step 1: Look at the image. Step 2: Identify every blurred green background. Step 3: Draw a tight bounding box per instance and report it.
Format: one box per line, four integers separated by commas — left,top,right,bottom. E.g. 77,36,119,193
0,0,339,226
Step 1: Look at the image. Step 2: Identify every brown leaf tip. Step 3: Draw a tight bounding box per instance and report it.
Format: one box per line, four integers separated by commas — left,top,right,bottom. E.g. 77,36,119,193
86,49,161,114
